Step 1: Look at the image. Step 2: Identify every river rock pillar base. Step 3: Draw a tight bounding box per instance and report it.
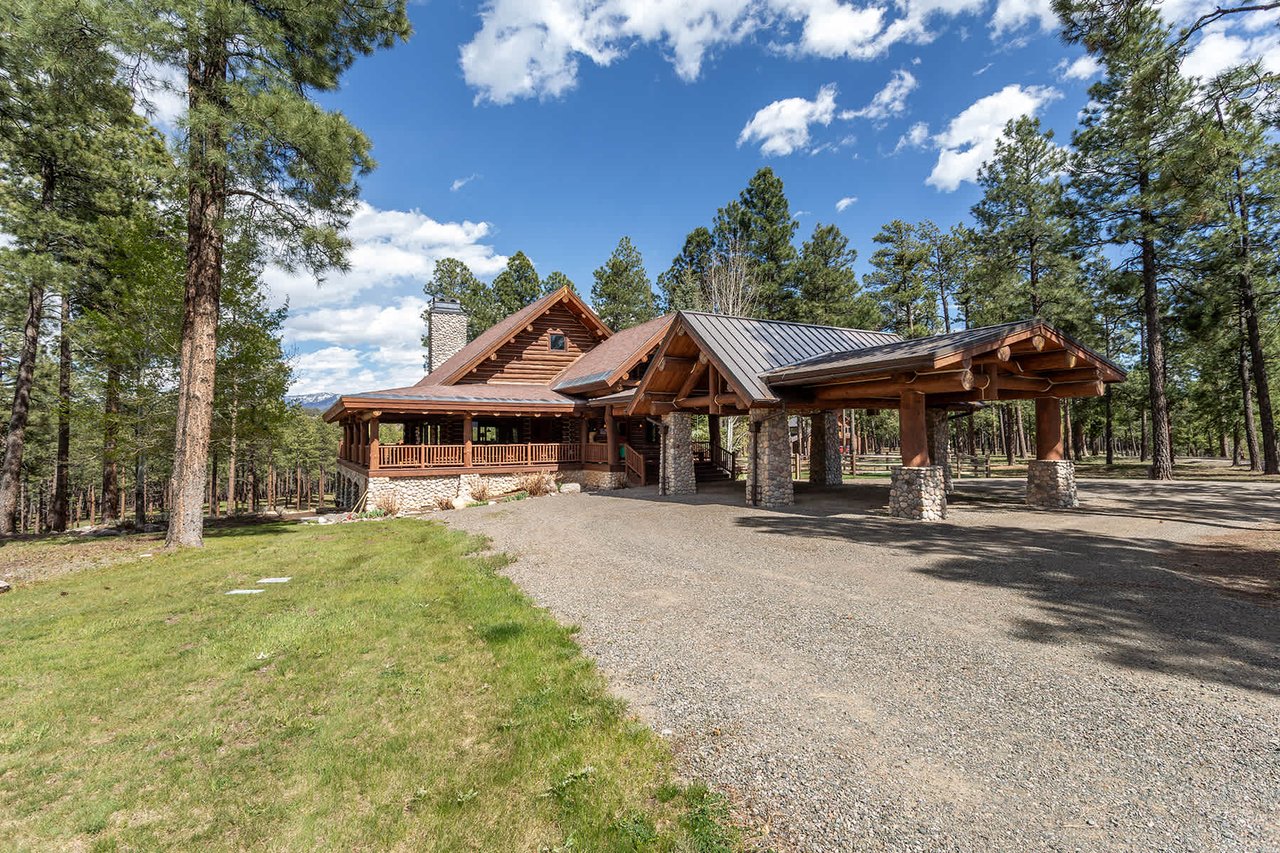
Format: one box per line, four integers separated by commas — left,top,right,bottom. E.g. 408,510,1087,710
1026,460,1078,509
889,466,946,520
809,411,843,486
660,412,696,496
747,409,794,508
926,408,953,494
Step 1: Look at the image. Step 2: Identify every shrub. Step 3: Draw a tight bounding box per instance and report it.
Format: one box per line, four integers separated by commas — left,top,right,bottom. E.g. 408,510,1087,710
468,480,491,502
514,471,556,497
498,491,529,503
373,492,401,516
433,495,454,511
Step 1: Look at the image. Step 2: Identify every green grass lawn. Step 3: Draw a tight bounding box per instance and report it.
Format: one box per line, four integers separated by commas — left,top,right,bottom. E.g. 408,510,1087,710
0,520,739,851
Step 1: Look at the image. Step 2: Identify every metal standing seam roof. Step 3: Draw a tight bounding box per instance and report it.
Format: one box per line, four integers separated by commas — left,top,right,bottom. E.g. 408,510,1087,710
679,311,901,403
763,319,1127,385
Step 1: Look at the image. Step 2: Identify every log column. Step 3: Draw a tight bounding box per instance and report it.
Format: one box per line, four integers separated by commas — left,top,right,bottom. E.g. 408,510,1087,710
809,411,842,486
605,409,618,465
463,414,473,468
368,417,380,473
889,390,945,520
1027,397,1078,508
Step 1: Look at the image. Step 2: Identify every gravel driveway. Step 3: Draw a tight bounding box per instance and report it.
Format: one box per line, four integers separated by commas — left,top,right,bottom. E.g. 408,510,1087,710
448,478,1280,852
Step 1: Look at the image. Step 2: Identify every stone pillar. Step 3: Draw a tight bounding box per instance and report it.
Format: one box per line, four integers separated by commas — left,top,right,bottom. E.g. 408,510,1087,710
926,408,953,494
889,466,946,520
809,411,842,485
660,411,696,496
1027,397,1078,508
746,408,794,507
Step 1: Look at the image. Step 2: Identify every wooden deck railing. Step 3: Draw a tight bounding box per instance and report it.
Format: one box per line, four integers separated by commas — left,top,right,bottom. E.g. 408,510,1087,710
583,443,611,464
374,442,582,471
622,442,646,486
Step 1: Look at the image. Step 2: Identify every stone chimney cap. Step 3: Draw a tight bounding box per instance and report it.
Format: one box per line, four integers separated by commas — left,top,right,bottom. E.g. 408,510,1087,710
430,298,465,314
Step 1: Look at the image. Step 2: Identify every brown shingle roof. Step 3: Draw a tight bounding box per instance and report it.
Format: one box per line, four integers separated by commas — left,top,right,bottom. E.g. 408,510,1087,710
552,314,673,394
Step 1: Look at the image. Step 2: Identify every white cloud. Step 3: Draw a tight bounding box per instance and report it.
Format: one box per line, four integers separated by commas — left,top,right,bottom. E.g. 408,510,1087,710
835,195,858,211
267,202,509,393
926,83,1060,191
1057,54,1100,80
738,83,838,156
1182,28,1280,81
451,173,480,191
458,0,992,103
265,201,508,312
973,62,993,75
842,69,917,121
991,0,1056,35
894,120,930,152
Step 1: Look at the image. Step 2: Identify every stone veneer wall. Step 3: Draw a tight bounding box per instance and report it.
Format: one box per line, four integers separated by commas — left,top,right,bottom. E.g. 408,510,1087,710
1026,459,1078,509
336,465,623,512
809,411,843,486
888,466,946,520
746,408,794,507
926,408,953,493
660,412,696,496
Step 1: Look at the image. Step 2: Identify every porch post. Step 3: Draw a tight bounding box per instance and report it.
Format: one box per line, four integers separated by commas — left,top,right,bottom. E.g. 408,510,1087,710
463,414,473,467
1028,397,1078,508
369,416,380,473
889,390,945,520
605,409,618,465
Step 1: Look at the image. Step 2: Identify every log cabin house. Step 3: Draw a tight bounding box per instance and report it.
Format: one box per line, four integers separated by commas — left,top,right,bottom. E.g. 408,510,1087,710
325,286,1124,519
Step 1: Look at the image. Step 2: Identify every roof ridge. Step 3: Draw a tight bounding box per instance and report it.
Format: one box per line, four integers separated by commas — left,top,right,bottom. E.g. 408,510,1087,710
677,310,900,338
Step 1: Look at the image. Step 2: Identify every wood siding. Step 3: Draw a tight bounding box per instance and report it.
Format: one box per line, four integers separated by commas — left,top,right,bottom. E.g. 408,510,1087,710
460,303,601,385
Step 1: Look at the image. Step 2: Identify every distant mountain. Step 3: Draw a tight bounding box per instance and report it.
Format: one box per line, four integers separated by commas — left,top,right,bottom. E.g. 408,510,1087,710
286,392,339,411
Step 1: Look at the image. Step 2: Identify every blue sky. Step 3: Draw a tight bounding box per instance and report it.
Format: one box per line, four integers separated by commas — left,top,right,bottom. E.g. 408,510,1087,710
251,0,1279,394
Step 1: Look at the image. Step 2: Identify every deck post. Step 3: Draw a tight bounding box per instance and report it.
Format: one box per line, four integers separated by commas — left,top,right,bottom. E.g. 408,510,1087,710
463,414,473,468
369,417,380,474
1028,397,1078,508
605,409,618,465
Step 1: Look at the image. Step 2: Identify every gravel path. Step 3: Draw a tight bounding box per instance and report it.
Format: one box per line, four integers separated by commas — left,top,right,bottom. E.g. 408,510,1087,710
448,478,1280,852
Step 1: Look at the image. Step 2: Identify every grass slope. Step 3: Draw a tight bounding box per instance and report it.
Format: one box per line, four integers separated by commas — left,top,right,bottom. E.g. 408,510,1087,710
0,520,737,851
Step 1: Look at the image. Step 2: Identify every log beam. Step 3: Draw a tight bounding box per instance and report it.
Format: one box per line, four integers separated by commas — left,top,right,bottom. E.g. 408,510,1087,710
815,369,974,401
1011,350,1078,371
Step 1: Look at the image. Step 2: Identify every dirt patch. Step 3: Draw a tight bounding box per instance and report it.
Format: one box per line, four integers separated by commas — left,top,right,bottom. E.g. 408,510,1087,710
1171,529,1280,604
0,534,164,587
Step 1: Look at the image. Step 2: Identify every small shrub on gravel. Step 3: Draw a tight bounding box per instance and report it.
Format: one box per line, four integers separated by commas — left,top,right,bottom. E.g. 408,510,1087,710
468,481,491,502
433,496,454,511
373,492,400,516
498,491,529,503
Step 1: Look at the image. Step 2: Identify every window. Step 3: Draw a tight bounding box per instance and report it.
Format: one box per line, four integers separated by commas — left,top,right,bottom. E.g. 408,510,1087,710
549,333,566,351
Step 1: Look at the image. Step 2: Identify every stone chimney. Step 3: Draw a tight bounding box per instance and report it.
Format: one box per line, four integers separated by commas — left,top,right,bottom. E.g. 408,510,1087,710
426,298,467,374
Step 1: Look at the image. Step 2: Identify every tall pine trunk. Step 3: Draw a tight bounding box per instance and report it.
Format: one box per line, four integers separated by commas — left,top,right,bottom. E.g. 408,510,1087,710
50,294,72,531
1139,221,1173,480
101,364,121,525
0,164,54,534
167,47,228,548
1239,320,1260,471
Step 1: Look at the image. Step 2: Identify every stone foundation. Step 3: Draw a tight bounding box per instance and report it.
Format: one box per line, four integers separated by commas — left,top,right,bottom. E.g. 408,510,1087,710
660,412,696,495
1026,459,1078,509
926,408,953,494
746,408,794,507
888,466,946,520
809,411,843,486
334,465,624,513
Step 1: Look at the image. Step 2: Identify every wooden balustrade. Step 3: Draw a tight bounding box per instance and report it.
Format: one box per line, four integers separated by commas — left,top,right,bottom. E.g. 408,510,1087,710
583,443,610,464
373,442,583,471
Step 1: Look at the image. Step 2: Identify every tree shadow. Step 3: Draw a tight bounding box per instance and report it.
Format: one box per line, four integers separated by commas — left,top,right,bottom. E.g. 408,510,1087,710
732,504,1280,696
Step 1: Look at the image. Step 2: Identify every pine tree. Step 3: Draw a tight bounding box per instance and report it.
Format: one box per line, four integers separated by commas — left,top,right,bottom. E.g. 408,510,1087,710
422,257,498,340
793,223,879,329
1064,0,1201,480
542,270,577,295
591,237,657,330
735,168,798,319
120,0,411,546
491,251,541,317
657,227,713,312
864,220,935,337
972,117,1083,325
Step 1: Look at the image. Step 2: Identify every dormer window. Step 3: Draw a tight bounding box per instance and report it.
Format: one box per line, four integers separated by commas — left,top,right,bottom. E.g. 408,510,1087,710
549,333,566,351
